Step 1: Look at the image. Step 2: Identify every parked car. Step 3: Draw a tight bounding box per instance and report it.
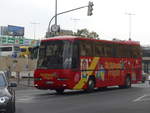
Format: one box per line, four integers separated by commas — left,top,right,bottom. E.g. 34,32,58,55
0,71,17,113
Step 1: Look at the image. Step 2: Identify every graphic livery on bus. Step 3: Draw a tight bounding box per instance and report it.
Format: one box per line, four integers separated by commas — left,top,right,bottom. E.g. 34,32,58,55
34,36,142,94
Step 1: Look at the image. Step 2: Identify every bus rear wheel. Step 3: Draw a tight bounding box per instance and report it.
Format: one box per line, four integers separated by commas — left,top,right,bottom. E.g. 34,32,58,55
119,76,131,88
125,76,131,88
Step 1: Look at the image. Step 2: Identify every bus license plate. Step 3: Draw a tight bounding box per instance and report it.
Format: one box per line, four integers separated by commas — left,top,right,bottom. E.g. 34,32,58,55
46,81,54,84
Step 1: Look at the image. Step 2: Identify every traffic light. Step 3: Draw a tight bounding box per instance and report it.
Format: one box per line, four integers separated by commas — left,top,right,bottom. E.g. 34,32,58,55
87,1,94,16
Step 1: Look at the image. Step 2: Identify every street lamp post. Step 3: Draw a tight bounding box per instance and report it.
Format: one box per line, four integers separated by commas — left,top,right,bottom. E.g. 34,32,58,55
31,22,40,40
125,13,135,40
70,18,80,32
46,1,94,38
55,0,57,26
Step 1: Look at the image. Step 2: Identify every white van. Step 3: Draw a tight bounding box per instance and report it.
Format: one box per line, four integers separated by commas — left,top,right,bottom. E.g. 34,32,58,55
0,45,20,57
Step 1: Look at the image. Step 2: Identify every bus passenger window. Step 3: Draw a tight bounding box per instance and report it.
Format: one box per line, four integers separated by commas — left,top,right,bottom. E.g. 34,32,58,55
80,40,93,57
103,44,112,57
95,43,103,57
72,43,79,69
80,45,86,56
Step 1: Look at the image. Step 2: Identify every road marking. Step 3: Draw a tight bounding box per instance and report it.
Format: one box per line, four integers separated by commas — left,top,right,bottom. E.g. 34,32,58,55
133,95,147,102
16,96,36,103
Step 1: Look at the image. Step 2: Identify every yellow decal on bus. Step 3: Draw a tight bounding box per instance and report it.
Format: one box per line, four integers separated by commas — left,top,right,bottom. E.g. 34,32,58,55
73,57,99,90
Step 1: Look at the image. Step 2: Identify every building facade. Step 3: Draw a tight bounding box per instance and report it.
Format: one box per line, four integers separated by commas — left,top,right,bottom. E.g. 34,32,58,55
142,46,150,73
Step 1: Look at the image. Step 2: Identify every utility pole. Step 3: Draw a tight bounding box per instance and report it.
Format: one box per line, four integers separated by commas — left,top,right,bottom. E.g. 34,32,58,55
55,0,57,26
71,18,80,32
31,22,40,40
125,13,135,40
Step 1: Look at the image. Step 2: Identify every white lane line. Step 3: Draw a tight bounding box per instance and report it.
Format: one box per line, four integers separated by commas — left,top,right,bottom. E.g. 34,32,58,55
16,96,36,103
133,95,147,102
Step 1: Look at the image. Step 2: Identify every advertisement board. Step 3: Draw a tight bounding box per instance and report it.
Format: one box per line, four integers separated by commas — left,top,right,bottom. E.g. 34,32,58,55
8,25,24,36
0,36,39,46
8,37,15,44
1,37,7,44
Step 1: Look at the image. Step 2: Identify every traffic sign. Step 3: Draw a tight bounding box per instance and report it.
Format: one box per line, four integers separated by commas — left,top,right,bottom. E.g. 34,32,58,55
51,24,60,32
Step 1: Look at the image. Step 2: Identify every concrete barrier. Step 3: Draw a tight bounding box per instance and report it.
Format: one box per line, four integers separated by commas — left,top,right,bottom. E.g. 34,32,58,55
11,71,34,78
0,56,37,72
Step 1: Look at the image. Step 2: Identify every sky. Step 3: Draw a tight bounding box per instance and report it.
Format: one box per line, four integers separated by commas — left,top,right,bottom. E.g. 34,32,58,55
0,0,150,45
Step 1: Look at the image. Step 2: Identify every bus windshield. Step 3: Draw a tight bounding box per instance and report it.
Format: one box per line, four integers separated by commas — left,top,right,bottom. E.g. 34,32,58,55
37,40,78,69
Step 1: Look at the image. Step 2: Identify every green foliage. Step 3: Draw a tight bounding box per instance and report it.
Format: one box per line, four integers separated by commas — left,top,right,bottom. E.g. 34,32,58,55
73,28,99,39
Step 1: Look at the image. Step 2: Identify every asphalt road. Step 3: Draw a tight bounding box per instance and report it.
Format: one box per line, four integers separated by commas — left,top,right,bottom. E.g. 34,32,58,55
16,82,150,113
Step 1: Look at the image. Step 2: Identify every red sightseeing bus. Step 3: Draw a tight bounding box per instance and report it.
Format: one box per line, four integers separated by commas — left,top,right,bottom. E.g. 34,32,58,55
34,36,142,94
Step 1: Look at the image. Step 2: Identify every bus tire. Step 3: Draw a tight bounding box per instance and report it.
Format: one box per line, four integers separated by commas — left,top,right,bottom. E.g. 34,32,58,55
125,76,131,88
86,78,95,92
98,87,107,91
55,89,64,94
119,76,131,89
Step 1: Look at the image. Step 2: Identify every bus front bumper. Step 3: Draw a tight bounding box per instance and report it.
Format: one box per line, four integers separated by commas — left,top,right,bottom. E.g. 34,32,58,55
34,78,70,90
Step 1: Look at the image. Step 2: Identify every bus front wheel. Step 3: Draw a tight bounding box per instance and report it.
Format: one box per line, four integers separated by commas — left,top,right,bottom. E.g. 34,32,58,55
119,76,131,88
86,78,95,92
55,89,64,94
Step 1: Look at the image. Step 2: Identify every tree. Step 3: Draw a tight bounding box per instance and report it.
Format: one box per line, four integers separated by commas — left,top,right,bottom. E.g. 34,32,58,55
88,31,99,39
74,28,99,39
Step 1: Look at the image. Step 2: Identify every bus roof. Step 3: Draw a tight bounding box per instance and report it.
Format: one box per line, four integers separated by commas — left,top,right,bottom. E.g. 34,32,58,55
42,36,140,46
